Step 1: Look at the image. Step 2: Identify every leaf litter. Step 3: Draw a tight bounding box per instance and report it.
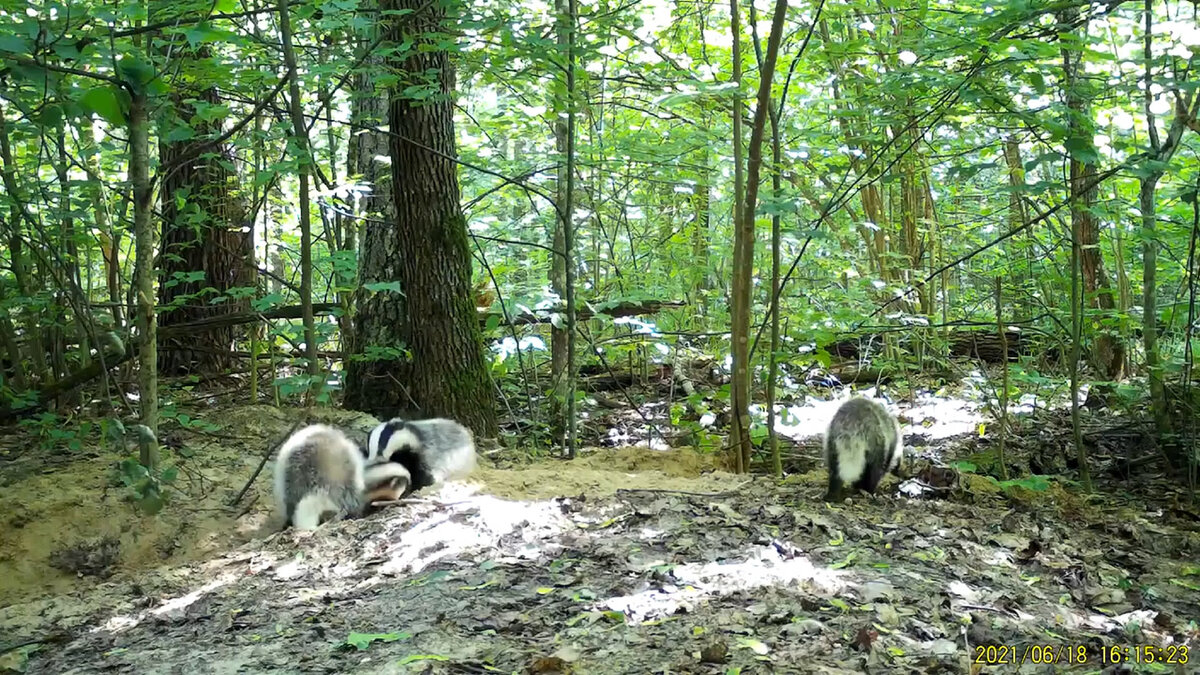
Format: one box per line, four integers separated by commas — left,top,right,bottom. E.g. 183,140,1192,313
0,404,1197,673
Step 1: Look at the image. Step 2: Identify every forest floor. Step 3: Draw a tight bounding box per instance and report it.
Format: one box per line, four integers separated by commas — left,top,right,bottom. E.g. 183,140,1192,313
1,399,1199,674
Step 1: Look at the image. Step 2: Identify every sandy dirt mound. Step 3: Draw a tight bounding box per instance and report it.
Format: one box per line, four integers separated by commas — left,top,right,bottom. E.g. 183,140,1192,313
3,406,1199,673
0,405,381,608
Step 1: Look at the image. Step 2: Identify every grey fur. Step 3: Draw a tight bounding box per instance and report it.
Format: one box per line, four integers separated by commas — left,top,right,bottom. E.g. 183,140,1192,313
365,417,477,496
273,424,366,529
823,397,904,501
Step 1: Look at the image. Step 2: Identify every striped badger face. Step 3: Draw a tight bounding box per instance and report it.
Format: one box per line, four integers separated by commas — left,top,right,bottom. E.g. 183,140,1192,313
363,417,477,497
365,418,422,465
363,461,411,506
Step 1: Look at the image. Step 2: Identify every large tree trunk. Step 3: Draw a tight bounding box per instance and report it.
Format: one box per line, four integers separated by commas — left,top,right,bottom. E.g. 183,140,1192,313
157,88,254,376
346,6,394,354
344,0,498,436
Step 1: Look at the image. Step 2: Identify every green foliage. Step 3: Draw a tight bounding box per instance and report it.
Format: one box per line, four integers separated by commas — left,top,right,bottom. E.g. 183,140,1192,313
993,474,1052,495
112,458,178,515
340,632,410,651
18,413,88,452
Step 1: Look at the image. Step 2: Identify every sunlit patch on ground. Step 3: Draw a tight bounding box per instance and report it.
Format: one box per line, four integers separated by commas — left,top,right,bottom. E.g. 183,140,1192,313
602,544,847,623
368,483,574,578
5,405,1198,673
769,384,988,442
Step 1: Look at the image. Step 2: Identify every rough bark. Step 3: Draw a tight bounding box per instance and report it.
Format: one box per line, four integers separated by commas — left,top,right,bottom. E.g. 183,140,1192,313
727,0,748,473
157,87,254,376
130,90,159,458
549,0,570,448
347,6,394,355
345,0,498,436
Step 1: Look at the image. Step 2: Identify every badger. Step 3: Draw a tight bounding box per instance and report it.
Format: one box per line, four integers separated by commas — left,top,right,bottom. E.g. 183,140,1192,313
273,424,366,529
823,397,904,501
363,461,412,506
364,417,477,498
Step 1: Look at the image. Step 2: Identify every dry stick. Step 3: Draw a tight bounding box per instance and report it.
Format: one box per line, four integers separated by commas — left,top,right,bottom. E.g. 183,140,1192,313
229,419,306,507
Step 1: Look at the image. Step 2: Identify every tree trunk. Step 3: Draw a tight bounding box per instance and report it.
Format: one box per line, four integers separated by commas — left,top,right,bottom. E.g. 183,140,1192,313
1138,0,1196,458
347,8,394,357
278,0,319,392
549,0,571,450
730,0,787,472
1060,7,1123,379
766,103,782,478
157,87,254,376
130,90,160,464
345,0,498,436
728,0,748,473
0,103,51,385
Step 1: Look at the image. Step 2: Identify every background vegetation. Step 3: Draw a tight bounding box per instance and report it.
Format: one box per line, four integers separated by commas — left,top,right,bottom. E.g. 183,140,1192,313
0,0,1197,490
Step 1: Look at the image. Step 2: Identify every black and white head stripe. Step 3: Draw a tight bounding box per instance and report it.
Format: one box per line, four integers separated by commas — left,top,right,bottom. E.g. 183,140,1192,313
366,418,425,463
364,460,412,491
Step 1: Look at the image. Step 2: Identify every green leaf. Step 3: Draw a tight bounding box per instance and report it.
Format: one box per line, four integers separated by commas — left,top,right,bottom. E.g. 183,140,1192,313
165,124,195,143
116,55,156,94
343,632,410,651
1063,136,1100,164
33,104,64,127
138,492,165,515
181,22,241,49
364,281,404,295
79,87,127,126
252,292,285,311
1028,70,1046,94
397,654,448,665
0,35,31,54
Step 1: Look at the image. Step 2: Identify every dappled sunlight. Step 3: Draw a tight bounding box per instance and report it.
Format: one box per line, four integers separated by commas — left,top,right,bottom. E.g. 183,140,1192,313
601,544,848,624
372,483,573,578
95,574,236,635
771,384,987,442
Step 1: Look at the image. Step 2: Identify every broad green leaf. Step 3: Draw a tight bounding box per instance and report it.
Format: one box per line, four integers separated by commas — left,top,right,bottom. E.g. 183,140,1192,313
252,293,285,311
364,281,404,294
1063,136,1100,164
0,35,31,54
80,87,126,126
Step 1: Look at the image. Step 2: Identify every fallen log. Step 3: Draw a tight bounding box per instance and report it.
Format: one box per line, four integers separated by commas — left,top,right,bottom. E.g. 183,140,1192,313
823,329,1063,365
155,299,686,335
0,340,133,420
491,299,687,327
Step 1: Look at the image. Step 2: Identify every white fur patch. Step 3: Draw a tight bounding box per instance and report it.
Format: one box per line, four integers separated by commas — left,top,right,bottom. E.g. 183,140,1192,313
432,439,477,481
273,424,364,528
364,461,412,488
293,492,339,530
832,436,869,484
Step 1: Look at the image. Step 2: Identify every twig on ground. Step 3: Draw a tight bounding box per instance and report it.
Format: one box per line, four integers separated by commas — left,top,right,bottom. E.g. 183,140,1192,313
229,419,306,506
